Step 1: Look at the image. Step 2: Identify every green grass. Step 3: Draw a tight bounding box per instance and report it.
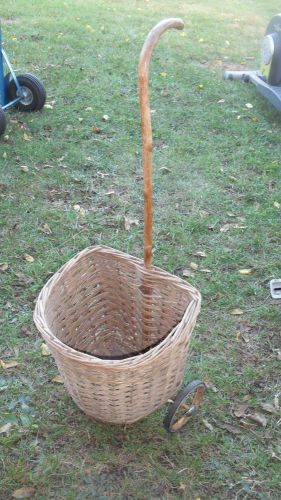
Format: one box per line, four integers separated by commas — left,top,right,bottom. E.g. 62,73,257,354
1,0,281,498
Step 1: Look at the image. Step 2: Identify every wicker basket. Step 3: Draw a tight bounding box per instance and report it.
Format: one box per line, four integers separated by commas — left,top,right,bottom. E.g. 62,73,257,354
34,18,201,425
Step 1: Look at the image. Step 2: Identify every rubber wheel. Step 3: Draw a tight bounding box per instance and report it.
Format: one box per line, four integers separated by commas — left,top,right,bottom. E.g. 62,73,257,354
7,73,46,111
0,107,7,136
163,380,206,433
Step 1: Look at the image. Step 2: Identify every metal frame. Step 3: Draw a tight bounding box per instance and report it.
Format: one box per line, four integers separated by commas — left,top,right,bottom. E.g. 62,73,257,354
0,24,23,110
224,69,281,112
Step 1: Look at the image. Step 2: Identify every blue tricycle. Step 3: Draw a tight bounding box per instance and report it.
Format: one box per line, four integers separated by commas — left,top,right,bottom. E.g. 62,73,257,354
0,24,46,135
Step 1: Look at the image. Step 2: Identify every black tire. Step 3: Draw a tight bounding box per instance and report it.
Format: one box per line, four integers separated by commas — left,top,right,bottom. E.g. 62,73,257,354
0,108,7,136
163,380,206,433
7,73,46,112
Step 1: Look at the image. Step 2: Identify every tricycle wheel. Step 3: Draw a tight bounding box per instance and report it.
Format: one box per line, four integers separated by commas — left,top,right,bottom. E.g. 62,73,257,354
0,107,7,136
7,73,46,111
163,380,206,433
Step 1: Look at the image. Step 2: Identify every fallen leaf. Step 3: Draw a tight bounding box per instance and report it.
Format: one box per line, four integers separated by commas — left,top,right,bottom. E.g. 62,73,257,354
239,269,253,275
40,343,51,356
159,166,171,173
24,254,34,263
12,487,35,499
220,223,247,232
261,403,278,415
0,262,9,271
124,216,139,231
217,99,225,103
236,331,242,341
200,268,212,273
105,190,115,196
190,262,198,271
273,201,280,209
182,269,192,278
44,103,53,110
218,422,242,435
160,72,167,77
193,251,207,258
202,418,214,431
242,332,250,343
178,483,187,491
23,133,32,142
102,114,109,121
271,451,281,462
20,165,29,172
52,374,64,384
0,422,13,435
230,308,244,315
0,359,18,369
245,103,253,109
247,413,267,427
274,394,280,410
92,126,101,134
85,107,93,111
41,223,52,235
233,404,249,418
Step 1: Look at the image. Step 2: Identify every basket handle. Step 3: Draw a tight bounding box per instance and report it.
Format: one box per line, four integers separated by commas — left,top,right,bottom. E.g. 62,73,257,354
138,18,184,268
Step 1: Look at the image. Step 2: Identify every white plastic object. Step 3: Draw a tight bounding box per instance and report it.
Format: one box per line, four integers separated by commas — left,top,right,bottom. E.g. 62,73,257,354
270,279,281,299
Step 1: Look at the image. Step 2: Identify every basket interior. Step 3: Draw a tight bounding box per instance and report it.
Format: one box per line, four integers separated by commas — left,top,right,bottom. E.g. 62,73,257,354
43,248,195,359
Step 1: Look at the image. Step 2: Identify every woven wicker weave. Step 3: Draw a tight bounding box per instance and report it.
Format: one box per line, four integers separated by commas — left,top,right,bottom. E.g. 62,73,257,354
34,19,201,424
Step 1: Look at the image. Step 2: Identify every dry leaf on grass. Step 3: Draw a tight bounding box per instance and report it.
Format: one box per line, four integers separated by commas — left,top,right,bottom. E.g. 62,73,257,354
182,269,192,278
0,422,13,435
23,133,32,142
233,404,249,418
271,452,281,462
52,375,64,384
193,251,207,258
41,223,52,235
230,308,244,316
247,413,267,427
12,487,35,499
190,262,198,271
124,216,139,231
20,165,29,172
0,359,18,369
218,422,242,435
202,419,214,431
24,254,34,263
261,403,278,415
0,262,8,271
40,343,51,356
239,269,253,275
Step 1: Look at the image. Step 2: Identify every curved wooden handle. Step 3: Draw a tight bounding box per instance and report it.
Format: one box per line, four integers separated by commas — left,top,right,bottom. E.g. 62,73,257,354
138,18,184,268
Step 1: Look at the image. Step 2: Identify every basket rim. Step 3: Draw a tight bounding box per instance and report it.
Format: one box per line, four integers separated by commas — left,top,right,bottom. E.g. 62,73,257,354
34,245,201,369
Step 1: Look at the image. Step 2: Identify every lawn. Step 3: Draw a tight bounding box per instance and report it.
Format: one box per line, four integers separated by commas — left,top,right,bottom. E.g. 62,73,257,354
0,0,281,498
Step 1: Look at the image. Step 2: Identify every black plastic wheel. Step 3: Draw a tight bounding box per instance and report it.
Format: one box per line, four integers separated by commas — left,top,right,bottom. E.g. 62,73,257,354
0,107,7,136
163,380,206,433
7,73,46,112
